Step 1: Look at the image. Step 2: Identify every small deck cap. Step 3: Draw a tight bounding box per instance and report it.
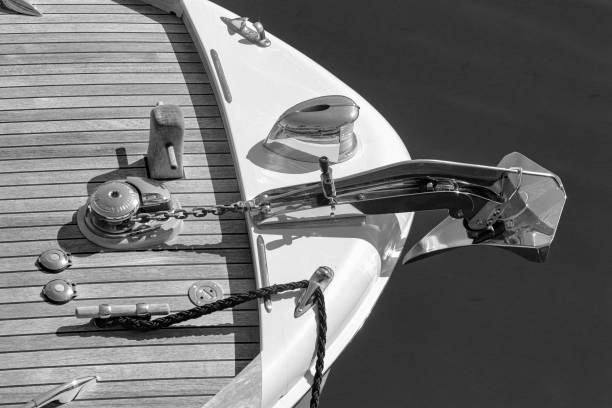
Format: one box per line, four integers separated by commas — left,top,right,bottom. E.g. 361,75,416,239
42,279,77,304
37,249,72,272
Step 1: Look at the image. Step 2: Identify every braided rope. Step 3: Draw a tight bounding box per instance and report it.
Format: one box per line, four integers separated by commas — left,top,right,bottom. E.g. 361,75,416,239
310,287,326,408
94,280,327,407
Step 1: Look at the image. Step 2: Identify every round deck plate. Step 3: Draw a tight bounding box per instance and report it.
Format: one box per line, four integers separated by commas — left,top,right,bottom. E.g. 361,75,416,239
188,281,223,306
42,279,77,304
37,249,72,272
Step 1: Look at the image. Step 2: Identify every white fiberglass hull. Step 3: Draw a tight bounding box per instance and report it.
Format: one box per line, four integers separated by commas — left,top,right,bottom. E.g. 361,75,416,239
182,1,413,406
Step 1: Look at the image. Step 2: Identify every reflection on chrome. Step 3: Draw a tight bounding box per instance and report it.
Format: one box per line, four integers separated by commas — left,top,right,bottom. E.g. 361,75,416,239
250,152,566,263
404,152,565,262
264,95,359,163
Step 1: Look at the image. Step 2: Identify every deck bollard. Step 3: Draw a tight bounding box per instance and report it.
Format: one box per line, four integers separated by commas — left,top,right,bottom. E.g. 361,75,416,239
147,102,185,179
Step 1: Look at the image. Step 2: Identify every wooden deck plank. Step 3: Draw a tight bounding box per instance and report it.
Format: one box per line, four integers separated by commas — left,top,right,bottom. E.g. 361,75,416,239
0,279,255,303
32,0,147,4
0,95,217,111
0,41,197,54
0,141,228,159
4,396,215,408
0,262,252,287
0,221,247,243
0,192,242,212
0,153,231,172
0,294,257,318
0,22,187,34
0,32,193,44
0,249,253,273
0,212,87,228
0,179,240,199
0,379,236,405
0,106,219,123
0,296,256,320
0,311,258,336
25,4,169,14
2,397,214,408
0,299,255,321
0,233,251,257
0,83,212,98
0,62,204,75
0,361,250,387
0,326,259,353
0,13,181,25
0,168,237,186
0,52,200,65
0,232,250,254
0,131,227,148
0,118,221,135
0,211,245,229
0,117,220,134
0,73,208,87
1,343,259,370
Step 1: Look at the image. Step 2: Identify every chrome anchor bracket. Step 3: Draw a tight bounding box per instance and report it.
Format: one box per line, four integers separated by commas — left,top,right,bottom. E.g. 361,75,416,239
20,376,98,408
221,16,271,47
294,266,334,318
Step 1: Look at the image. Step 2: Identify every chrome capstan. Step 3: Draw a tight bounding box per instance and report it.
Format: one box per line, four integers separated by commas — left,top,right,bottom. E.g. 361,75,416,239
76,176,183,249
248,152,566,263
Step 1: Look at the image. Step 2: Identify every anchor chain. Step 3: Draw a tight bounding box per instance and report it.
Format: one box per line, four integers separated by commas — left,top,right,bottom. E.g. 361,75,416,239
94,281,327,408
129,200,258,223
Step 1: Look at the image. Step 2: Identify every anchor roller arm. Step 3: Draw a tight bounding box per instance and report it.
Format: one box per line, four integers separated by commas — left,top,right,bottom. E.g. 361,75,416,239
251,152,566,263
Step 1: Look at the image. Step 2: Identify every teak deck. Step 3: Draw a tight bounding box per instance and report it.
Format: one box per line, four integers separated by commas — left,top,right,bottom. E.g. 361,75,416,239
0,1,259,406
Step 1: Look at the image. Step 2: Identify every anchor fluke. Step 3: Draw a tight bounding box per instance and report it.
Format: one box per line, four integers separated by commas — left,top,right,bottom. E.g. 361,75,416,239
250,151,566,263
403,152,566,263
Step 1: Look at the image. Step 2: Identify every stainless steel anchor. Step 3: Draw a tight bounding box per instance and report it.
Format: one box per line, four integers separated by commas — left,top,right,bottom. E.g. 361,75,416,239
249,152,566,263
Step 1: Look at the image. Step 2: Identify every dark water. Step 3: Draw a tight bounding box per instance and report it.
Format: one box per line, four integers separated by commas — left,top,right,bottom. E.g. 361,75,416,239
216,1,611,406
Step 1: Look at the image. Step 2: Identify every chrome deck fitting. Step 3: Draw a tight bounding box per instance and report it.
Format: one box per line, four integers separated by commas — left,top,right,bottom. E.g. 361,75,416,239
75,303,171,319
256,235,273,312
188,281,224,306
221,16,271,47
42,279,77,304
295,266,334,318
37,249,72,273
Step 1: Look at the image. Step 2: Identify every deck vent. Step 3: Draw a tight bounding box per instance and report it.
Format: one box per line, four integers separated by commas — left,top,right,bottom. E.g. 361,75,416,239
264,95,359,163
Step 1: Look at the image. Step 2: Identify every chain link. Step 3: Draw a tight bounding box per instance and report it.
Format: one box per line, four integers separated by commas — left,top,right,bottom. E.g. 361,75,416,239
130,201,255,223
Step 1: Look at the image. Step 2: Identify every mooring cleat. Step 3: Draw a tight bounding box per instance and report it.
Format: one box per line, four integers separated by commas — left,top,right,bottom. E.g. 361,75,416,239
295,266,334,318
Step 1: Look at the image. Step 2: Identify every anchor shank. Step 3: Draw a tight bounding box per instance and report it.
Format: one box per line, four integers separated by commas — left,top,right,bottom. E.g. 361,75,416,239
252,159,515,227
251,153,566,263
